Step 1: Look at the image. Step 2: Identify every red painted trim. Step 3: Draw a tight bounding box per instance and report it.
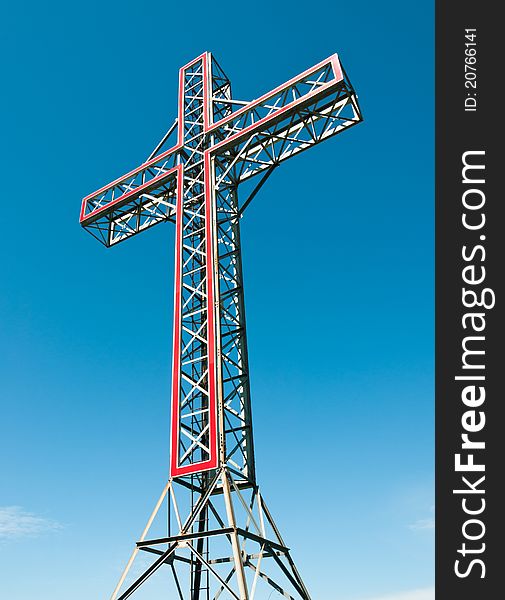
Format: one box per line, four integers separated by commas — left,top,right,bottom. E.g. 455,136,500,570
170,153,218,477
207,52,214,128
82,145,181,204
80,166,179,224
171,460,217,477
178,52,210,146
330,53,343,82
202,149,218,472
178,64,184,147
212,81,339,154
79,197,88,223
203,52,210,131
179,52,209,74
81,52,210,221
208,62,343,156
169,164,185,476
170,55,218,477
205,54,342,134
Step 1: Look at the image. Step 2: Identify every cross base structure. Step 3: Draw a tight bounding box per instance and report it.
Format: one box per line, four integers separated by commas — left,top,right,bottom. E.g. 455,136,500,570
112,468,310,600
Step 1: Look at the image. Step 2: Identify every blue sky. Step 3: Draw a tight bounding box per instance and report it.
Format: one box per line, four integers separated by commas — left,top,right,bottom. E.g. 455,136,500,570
0,1,433,599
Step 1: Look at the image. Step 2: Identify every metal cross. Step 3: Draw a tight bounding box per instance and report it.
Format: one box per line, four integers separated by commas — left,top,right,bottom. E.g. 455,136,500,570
81,52,362,600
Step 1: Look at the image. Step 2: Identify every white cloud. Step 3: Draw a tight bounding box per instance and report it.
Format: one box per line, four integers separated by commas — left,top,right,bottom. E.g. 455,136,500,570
359,587,434,600
0,506,62,539
409,517,435,531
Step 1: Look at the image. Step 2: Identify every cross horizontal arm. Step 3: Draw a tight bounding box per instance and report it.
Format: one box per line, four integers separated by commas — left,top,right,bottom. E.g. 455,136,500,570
210,54,362,184
80,146,181,246
209,55,343,146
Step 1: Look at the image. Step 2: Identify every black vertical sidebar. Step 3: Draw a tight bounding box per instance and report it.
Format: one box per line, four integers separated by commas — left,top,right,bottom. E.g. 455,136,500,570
436,2,502,600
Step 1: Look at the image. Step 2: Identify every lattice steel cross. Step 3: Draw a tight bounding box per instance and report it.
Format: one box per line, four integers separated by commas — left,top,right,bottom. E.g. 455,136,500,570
81,52,362,600
81,52,361,486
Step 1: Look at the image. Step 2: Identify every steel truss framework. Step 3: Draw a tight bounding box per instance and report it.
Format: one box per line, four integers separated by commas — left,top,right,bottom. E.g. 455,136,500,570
81,52,362,600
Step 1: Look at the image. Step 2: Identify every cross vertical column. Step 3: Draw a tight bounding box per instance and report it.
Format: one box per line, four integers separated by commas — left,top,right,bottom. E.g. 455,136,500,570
171,54,219,478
